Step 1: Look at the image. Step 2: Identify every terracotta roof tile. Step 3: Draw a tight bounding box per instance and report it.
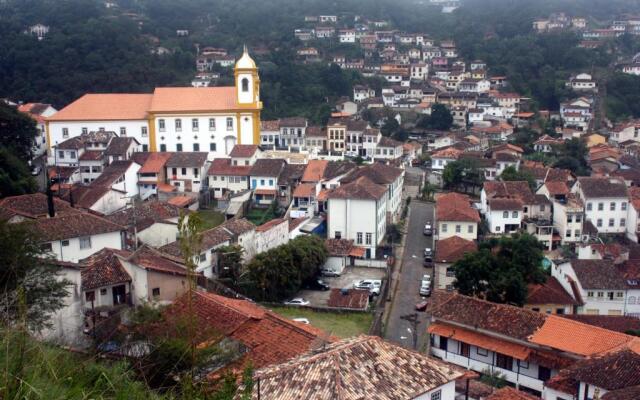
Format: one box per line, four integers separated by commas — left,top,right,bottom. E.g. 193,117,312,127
48,94,153,121
487,387,539,400
127,245,187,276
526,276,578,306
248,336,462,400
229,145,259,158
139,152,172,173
0,193,75,220
562,315,640,334
79,150,104,161
260,120,280,131
602,385,640,400
166,152,208,168
327,176,386,201
327,289,369,310
570,259,628,290
529,315,633,357
80,248,132,290
488,197,523,210
434,236,477,263
301,160,328,182
32,212,123,242
256,218,287,232
208,158,251,176
293,183,315,198
91,160,135,188
341,163,402,185
159,225,231,257
105,137,138,156
249,159,286,177
220,218,256,236
564,345,640,391
325,238,354,256
149,87,237,112
577,177,628,198
435,192,480,222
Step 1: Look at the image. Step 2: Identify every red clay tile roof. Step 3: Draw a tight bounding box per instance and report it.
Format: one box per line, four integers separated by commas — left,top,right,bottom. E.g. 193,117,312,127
429,292,547,341
105,201,184,233
79,150,104,161
127,245,187,276
0,193,75,220
488,197,523,210
208,158,252,176
293,183,315,198
577,177,628,198
483,181,534,203
164,291,330,370
33,212,124,242
229,144,259,158
278,163,306,186
139,152,172,173
429,323,531,360
529,315,634,357
48,94,153,121
288,218,307,232
432,147,463,159
91,160,135,188
301,160,328,182
562,315,640,334
564,346,640,391
249,159,286,177
256,218,287,233
80,248,132,290
159,225,232,257
325,238,354,256
63,185,116,209
433,236,477,263
527,276,578,306
219,218,256,236
570,259,628,290
327,289,369,310
249,336,462,400
166,152,208,168
602,385,640,400
544,181,570,196
260,120,280,131
149,87,237,113
487,387,538,400
341,163,403,185
327,176,386,201
435,192,480,222
105,137,138,156
167,195,194,207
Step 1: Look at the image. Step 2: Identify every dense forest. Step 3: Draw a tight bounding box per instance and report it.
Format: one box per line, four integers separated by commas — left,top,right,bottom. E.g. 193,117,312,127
2,0,640,120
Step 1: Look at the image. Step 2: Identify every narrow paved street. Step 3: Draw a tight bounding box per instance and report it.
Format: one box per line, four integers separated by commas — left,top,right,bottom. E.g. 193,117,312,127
384,199,434,351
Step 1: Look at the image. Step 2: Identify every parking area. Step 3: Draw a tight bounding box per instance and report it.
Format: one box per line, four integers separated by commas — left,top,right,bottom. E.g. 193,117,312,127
297,266,387,307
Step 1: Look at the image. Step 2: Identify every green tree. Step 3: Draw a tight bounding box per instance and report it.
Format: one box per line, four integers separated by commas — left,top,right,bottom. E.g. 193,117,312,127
442,158,485,194
0,219,70,330
242,235,327,301
381,117,400,137
552,138,589,175
217,244,244,287
0,148,37,197
453,233,546,306
417,104,453,130
499,165,536,190
0,102,38,162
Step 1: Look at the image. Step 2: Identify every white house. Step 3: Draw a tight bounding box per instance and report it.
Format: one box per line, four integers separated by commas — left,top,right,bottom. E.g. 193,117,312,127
249,158,286,205
431,147,463,171
327,176,387,259
46,48,263,158
254,218,289,255
35,212,124,263
435,192,480,241
572,177,629,234
165,152,209,193
353,85,375,102
566,73,597,92
105,201,185,248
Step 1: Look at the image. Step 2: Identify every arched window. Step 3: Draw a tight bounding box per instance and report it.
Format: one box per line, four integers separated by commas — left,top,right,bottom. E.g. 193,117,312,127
241,78,249,92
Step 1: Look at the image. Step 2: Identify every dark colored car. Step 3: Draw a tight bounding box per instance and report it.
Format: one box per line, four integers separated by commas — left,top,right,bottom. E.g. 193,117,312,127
415,300,428,312
303,279,330,291
423,257,434,268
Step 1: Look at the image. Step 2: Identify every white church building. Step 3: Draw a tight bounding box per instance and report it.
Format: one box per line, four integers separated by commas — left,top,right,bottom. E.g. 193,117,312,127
46,47,262,160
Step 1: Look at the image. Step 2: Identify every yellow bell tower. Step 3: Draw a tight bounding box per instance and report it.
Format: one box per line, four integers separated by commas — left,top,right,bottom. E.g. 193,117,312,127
234,45,262,144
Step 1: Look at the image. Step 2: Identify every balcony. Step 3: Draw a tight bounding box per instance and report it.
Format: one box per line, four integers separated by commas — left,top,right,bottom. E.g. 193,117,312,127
431,348,544,393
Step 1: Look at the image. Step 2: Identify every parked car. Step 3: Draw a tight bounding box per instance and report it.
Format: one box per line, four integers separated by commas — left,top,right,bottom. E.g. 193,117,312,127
321,267,341,277
284,298,310,306
303,279,330,291
423,257,433,268
423,223,433,236
415,300,428,311
292,318,310,324
424,248,432,257
422,274,431,285
353,279,382,295
419,283,431,296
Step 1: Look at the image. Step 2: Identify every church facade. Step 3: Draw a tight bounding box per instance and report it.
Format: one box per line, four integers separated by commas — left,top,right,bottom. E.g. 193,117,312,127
46,47,262,160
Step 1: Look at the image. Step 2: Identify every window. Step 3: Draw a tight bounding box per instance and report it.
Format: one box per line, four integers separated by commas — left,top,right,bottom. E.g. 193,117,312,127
598,202,604,211
430,390,441,400
366,233,372,245
120,127,126,136
610,202,616,211
58,151,65,159
160,144,167,151
357,232,363,244
141,126,148,137
176,143,183,152
575,229,581,237
226,117,233,130
617,291,624,298
576,215,582,222
512,211,518,218
587,291,594,297
609,218,615,227
82,127,88,134
159,119,166,131
192,118,199,131
209,118,216,130
69,151,76,159
62,128,69,138
597,219,603,227
456,225,461,233
621,218,626,227
193,143,200,151
152,288,160,297
241,77,249,92
269,179,274,186
198,253,206,262
597,292,604,298
587,202,592,211
503,211,508,218
61,240,69,246
100,288,107,296
496,353,513,371
85,291,95,302
79,236,92,250
622,202,628,211
210,143,217,151
495,226,501,232
567,215,573,223
142,144,148,152
540,204,545,212
193,168,199,177
566,230,571,237
467,225,474,233
477,347,488,356
334,231,342,239
175,119,182,131
442,224,447,233
181,167,187,175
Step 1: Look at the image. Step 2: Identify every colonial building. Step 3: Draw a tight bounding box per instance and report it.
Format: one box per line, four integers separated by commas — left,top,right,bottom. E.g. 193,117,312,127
47,47,262,159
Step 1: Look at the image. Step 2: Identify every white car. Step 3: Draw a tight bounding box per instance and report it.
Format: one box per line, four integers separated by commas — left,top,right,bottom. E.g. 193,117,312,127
292,318,310,325
424,248,432,257
353,279,382,295
284,298,310,306
321,268,341,277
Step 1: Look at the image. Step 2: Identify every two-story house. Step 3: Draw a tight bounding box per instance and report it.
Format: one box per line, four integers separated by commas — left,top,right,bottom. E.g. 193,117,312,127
208,158,251,199
572,177,629,234
137,152,172,200
279,117,307,149
165,152,209,193
249,158,286,204
435,192,480,240
434,236,477,290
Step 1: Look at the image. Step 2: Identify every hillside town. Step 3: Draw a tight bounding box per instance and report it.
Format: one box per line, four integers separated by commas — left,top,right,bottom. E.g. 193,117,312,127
6,0,640,399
